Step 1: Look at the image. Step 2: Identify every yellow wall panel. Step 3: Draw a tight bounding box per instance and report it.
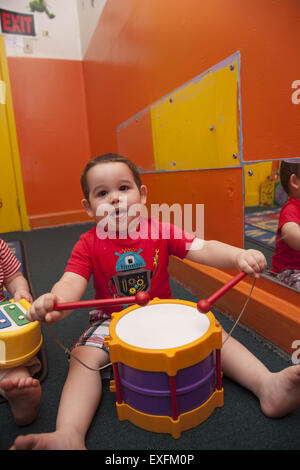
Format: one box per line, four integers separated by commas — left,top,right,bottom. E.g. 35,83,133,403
0,102,21,232
0,36,29,232
244,161,273,207
150,54,240,171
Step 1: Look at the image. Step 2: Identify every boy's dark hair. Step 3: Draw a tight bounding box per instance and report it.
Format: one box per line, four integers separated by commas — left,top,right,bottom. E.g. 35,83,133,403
81,153,142,200
280,160,300,195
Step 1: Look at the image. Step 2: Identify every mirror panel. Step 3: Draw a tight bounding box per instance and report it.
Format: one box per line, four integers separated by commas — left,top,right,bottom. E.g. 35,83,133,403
243,160,299,293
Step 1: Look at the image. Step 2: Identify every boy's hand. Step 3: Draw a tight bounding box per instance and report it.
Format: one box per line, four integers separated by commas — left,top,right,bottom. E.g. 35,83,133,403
13,290,33,303
235,249,267,278
26,293,64,324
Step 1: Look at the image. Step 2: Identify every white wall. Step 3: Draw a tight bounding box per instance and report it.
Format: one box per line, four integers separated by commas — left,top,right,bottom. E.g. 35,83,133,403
0,0,106,60
76,0,107,59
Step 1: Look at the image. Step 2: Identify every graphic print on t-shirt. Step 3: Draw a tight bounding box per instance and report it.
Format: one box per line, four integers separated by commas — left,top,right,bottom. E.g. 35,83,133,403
108,248,159,297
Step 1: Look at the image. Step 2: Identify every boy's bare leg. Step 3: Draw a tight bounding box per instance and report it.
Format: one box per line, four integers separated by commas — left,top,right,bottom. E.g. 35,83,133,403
222,331,300,418
11,346,109,450
0,367,41,426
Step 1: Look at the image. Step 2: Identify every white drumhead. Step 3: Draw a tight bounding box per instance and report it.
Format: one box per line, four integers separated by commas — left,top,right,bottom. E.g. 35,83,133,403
115,302,210,350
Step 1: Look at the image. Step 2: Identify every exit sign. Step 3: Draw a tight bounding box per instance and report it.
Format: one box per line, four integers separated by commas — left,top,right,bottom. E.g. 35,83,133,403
0,8,36,36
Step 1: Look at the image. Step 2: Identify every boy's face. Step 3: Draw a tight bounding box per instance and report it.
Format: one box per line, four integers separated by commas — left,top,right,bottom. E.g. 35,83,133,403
82,162,147,232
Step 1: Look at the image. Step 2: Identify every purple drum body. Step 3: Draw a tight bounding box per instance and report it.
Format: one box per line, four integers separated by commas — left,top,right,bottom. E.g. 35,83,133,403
119,351,216,416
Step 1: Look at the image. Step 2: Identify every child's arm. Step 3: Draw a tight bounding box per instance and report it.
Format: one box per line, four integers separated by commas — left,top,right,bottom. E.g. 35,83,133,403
26,271,88,324
5,270,33,303
281,222,300,251
185,239,267,277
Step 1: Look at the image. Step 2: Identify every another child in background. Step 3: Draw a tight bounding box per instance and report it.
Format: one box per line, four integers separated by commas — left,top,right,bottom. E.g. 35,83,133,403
271,159,300,291
11,154,300,450
0,239,41,425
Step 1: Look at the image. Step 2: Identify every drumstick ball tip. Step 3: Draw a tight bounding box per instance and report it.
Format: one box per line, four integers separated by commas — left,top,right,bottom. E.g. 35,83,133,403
135,291,150,306
197,299,211,313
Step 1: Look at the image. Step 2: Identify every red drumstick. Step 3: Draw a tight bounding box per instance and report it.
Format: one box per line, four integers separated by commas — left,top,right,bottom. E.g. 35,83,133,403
53,291,150,311
197,271,247,313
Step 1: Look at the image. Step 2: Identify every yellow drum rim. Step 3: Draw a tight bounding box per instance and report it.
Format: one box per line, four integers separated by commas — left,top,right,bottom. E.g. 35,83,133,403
106,298,222,376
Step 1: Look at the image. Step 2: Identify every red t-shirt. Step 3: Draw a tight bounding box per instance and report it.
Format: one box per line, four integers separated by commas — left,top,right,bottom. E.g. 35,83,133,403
65,218,195,314
0,239,21,302
271,198,300,273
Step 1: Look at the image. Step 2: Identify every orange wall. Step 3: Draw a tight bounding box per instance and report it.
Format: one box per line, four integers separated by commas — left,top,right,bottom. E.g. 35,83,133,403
84,0,300,161
6,0,300,232
8,57,91,227
81,0,300,245
5,0,299,349
141,169,244,247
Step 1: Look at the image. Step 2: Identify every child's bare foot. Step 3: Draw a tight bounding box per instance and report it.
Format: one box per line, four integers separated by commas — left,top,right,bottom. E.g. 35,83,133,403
1,377,41,426
10,429,86,450
258,365,300,418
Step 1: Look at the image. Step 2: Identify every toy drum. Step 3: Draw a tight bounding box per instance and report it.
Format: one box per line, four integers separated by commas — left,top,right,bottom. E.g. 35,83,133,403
105,298,223,438
0,299,42,369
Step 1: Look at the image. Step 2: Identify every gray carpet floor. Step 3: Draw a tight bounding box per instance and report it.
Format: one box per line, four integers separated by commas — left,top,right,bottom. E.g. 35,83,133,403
0,223,298,453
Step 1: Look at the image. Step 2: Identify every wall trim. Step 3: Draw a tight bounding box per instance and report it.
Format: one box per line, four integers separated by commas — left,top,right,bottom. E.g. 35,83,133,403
29,209,90,229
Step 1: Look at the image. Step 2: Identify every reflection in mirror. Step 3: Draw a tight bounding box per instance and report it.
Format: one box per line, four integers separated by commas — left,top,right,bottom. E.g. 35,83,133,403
244,160,300,293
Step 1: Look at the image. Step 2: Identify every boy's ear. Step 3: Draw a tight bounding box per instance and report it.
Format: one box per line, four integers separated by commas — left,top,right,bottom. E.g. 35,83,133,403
140,185,147,204
290,173,300,190
81,199,93,217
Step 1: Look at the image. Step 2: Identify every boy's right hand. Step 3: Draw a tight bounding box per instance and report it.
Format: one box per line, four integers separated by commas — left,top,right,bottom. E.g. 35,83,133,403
26,293,64,324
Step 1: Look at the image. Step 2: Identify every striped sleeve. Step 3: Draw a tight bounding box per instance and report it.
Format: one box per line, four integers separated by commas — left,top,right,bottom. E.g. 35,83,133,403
0,239,21,280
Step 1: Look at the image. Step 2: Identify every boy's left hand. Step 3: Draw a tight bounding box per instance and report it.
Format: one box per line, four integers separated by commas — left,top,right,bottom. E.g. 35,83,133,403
235,249,267,278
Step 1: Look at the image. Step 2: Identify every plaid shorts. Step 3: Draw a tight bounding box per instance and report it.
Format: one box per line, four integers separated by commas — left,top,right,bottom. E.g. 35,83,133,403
276,269,300,292
72,310,111,353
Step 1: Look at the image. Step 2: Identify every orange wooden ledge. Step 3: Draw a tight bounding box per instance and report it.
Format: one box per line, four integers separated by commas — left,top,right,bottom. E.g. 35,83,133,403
169,256,300,357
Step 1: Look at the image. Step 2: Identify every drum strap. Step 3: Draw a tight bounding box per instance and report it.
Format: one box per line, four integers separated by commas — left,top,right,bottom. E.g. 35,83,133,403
46,324,112,372
222,278,256,345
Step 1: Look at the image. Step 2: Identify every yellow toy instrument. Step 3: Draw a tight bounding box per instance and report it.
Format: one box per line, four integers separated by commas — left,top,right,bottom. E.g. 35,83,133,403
0,299,42,369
